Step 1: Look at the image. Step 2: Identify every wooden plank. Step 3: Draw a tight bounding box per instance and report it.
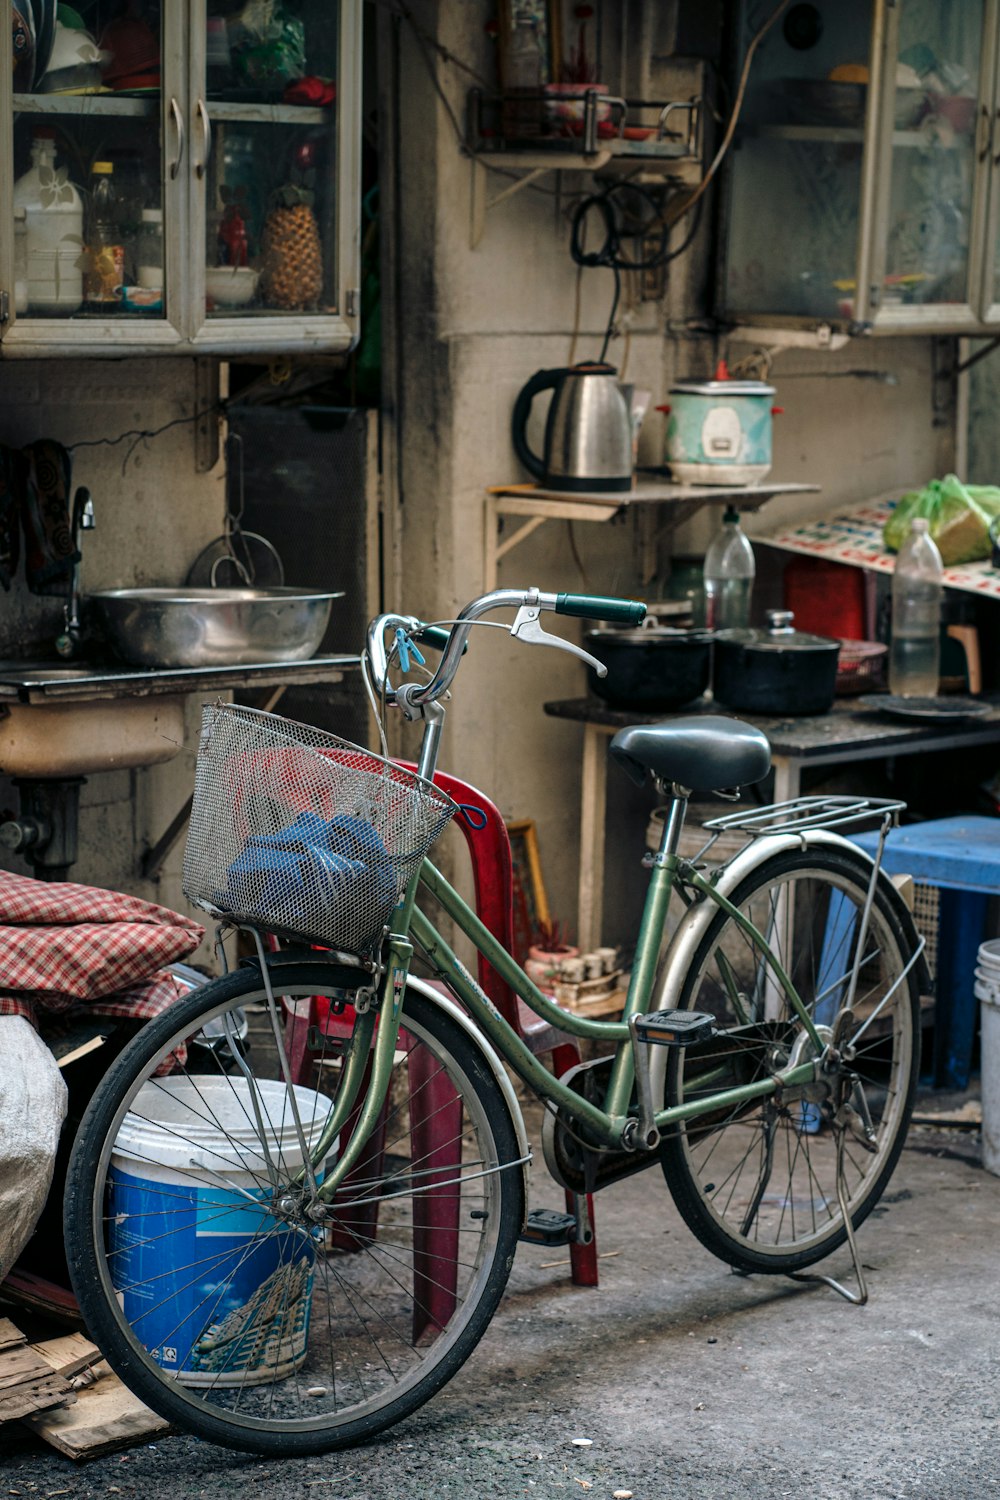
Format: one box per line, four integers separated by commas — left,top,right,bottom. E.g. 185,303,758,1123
0,1320,25,1352
0,1378,72,1424
24,1370,171,1460
0,1345,53,1389
31,1334,101,1380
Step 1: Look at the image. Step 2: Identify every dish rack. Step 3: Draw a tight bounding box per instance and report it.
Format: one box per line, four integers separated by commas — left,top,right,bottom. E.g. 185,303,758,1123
836,639,888,696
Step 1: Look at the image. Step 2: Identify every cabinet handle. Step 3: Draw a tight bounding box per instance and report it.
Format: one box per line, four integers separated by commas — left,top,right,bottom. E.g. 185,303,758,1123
978,101,991,162
195,98,212,180
168,96,185,179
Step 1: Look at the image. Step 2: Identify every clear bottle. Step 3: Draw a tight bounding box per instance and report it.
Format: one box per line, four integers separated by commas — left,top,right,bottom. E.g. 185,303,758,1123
889,516,943,697
12,129,84,315
83,161,124,309
13,208,28,315
136,207,164,291
703,506,756,630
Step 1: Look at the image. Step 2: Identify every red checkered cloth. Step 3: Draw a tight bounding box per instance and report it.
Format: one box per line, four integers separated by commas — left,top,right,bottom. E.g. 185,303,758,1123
0,869,204,1028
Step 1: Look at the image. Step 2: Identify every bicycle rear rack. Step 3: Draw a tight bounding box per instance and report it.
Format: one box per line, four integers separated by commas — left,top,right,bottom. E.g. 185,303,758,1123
703,795,907,838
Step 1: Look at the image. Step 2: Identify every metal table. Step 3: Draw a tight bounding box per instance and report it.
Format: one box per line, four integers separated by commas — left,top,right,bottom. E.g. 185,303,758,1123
544,695,1000,950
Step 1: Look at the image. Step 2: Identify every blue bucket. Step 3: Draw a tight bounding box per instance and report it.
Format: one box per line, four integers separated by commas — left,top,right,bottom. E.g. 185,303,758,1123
109,1075,331,1387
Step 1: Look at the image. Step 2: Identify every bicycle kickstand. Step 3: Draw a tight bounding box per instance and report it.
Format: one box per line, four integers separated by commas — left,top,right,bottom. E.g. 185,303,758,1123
784,1125,869,1306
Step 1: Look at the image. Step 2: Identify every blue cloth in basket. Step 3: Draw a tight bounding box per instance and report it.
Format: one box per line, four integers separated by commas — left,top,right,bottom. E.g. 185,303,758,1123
224,812,398,945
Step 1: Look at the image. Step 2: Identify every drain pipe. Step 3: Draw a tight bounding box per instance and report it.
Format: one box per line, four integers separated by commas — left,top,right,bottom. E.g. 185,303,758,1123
0,777,84,881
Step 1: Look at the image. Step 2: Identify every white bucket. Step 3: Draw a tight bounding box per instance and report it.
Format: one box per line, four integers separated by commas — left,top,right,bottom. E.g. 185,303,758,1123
109,1075,333,1386
980,940,1000,1178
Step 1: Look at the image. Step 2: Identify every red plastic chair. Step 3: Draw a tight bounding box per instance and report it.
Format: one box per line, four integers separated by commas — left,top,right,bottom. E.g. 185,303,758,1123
283,767,599,1304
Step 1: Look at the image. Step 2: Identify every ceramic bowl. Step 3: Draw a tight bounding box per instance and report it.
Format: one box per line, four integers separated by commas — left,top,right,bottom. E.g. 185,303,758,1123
205,265,259,308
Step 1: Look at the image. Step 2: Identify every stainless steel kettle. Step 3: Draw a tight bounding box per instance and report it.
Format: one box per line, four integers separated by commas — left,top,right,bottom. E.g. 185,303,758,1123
512,362,633,493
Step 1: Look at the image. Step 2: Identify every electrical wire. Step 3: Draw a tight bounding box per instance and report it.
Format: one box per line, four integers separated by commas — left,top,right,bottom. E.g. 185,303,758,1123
665,0,792,230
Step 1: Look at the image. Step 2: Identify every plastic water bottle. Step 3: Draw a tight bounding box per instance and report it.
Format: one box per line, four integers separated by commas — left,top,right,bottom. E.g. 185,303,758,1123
703,506,756,630
889,516,942,697
12,129,84,315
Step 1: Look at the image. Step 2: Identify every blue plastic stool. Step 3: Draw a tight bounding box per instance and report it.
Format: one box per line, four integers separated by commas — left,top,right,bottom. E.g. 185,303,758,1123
849,816,1000,1090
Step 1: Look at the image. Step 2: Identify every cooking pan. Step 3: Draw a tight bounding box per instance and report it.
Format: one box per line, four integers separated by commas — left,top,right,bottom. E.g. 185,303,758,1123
713,610,840,716
586,625,712,710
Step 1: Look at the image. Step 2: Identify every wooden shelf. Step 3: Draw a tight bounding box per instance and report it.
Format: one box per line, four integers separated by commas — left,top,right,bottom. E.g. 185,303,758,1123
484,480,820,590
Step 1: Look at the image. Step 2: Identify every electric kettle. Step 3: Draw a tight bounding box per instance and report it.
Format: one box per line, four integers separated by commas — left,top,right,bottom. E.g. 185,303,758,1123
512,362,633,493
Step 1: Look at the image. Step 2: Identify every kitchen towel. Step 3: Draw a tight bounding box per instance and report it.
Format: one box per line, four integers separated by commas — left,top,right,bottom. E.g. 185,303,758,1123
0,445,22,591
20,438,77,596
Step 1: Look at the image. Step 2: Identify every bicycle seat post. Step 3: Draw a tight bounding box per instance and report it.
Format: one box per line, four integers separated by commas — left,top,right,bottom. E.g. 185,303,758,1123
644,781,691,868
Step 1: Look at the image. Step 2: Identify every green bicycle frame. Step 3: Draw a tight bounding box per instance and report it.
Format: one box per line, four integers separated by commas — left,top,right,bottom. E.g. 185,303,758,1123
314,834,823,1201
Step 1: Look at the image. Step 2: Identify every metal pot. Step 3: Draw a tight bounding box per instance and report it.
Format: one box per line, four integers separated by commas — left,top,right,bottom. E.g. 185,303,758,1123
659,377,779,486
713,610,840,716
586,624,713,710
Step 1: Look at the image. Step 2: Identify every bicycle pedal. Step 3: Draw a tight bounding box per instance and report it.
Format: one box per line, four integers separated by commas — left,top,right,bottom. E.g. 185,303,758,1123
633,1010,715,1047
518,1208,577,1247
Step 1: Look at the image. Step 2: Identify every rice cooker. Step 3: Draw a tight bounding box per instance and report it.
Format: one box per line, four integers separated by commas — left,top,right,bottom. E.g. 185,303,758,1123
659,374,780,486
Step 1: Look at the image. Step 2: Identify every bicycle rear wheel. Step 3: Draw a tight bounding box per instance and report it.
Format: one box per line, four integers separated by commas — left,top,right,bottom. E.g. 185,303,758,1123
65,964,524,1456
660,846,920,1275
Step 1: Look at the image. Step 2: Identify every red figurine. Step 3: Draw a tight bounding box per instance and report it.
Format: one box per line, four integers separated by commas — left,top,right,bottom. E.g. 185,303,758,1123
218,197,249,268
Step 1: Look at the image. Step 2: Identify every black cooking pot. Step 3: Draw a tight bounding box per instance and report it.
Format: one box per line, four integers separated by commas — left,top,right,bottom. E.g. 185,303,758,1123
713,609,840,716
586,625,713,710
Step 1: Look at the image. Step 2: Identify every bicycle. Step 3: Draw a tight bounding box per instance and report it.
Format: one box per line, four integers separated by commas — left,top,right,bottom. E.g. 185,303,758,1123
64,586,927,1457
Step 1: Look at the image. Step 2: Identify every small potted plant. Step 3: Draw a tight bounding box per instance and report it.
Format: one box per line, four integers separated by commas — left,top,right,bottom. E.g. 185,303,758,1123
525,919,579,987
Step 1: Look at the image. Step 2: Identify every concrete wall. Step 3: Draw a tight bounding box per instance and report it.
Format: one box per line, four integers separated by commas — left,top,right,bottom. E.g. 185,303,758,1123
0,358,224,958
384,3,952,948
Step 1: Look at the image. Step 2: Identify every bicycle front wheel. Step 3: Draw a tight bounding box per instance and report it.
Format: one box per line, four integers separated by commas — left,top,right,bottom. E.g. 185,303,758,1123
660,846,920,1275
65,964,524,1456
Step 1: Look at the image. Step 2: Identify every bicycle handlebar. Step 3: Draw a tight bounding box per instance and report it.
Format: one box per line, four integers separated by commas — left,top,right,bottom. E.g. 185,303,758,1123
554,593,646,625
366,588,646,710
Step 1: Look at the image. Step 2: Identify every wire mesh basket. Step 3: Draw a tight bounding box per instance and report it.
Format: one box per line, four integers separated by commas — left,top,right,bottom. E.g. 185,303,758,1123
182,703,459,955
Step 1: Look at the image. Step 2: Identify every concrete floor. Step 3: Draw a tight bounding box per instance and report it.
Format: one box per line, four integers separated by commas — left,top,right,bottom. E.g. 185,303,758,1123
3,1093,999,1500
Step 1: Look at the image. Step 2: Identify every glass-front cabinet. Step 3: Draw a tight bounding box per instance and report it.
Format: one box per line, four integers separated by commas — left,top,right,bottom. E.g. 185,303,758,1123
720,0,1000,334
0,0,361,356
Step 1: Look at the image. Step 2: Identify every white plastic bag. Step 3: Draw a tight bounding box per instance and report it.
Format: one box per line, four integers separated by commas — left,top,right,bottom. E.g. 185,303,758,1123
0,1017,68,1279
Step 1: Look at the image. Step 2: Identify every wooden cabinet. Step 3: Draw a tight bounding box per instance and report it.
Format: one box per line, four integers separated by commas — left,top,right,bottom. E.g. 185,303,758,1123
0,0,361,356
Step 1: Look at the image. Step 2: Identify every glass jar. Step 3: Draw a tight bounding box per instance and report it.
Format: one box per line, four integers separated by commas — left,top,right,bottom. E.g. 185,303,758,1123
136,207,164,291
13,207,28,315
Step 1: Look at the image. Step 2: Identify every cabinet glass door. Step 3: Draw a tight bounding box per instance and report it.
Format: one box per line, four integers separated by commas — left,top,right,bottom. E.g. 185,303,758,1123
6,0,183,349
864,0,993,332
189,0,358,351
719,0,875,326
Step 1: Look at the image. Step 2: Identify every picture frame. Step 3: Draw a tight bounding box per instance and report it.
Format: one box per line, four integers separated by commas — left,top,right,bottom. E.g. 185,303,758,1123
505,819,551,963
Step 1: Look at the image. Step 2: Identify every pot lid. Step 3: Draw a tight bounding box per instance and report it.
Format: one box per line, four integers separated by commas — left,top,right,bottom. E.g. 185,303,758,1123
715,610,840,652
586,625,712,644
669,379,776,397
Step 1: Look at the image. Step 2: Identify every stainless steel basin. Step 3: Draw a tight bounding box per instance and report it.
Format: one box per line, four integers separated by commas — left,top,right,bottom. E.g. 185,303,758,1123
92,587,342,669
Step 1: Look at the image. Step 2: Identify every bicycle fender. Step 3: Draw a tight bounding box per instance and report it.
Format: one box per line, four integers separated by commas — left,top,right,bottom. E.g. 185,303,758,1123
404,975,532,1223
651,829,931,1015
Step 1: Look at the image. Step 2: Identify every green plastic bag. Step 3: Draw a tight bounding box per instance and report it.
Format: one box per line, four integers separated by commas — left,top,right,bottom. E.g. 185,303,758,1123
883,474,992,564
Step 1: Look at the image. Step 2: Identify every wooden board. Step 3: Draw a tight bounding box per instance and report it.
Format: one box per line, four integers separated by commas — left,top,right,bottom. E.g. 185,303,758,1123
24,1369,171,1460
0,1323,74,1424
31,1333,101,1379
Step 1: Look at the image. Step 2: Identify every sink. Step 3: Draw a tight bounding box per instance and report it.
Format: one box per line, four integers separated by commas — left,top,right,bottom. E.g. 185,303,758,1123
0,664,185,777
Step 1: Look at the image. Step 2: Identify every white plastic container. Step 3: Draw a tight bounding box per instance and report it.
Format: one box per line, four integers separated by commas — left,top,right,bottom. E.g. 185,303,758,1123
109,1075,333,1385
12,131,84,315
702,506,756,631
889,517,943,697
981,991,1000,1178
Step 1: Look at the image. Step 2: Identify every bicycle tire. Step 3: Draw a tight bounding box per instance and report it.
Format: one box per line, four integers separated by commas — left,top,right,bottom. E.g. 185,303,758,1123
660,846,920,1275
65,963,524,1456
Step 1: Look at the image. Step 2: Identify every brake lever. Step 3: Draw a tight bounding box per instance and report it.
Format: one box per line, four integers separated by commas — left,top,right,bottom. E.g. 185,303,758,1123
510,604,607,677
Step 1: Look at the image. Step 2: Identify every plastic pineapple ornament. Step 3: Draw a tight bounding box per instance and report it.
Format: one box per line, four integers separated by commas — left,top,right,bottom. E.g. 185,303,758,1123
261,162,323,311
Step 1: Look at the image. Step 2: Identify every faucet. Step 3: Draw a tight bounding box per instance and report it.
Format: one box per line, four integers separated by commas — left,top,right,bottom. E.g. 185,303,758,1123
55,487,95,659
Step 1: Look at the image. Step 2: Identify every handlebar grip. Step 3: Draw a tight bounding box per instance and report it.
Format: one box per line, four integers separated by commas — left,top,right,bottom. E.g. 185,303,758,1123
415,624,468,655
554,593,647,625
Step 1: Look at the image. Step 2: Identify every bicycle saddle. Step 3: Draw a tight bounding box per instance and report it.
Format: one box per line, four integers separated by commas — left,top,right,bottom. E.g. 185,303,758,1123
609,716,771,792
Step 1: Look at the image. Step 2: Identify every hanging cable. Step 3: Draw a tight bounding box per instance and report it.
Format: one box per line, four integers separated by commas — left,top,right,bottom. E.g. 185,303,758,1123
569,180,704,360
